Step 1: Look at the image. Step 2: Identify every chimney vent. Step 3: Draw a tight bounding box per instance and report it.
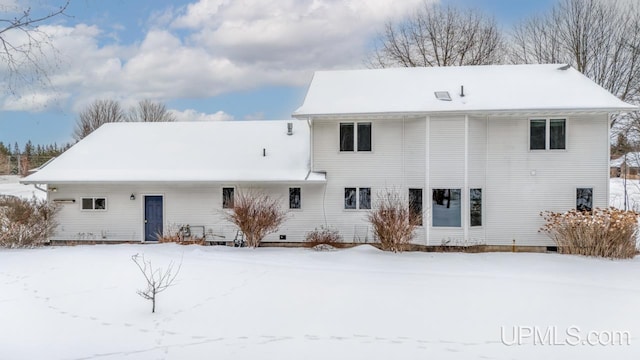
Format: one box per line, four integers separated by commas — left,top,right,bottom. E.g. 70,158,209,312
287,122,293,135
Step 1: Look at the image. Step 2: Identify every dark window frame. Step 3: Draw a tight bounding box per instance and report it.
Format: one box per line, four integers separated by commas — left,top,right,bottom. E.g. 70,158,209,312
431,188,462,228
289,187,301,209
470,188,482,227
81,197,107,211
339,122,372,152
222,187,235,209
530,118,567,151
409,188,423,226
576,188,593,212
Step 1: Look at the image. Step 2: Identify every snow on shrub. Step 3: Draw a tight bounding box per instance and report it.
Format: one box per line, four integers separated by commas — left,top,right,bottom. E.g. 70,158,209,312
223,190,288,248
367,189,419,252
540,208,639,259
304,226,343,248
0,196,58,248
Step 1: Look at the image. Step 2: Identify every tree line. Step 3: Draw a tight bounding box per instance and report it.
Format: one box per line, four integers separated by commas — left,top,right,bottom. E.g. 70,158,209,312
0,141,71,175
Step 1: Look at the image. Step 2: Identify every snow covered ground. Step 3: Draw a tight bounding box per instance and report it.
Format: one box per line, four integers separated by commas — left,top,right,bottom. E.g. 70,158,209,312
0,175,45,200
1,244,639,360
610,178,640,211
0,177,639,359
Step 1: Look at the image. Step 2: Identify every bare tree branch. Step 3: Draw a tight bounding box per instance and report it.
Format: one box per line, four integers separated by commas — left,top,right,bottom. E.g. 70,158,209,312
368,2,504,68
127,99,176,122
73,99,125,141
132,253,181,313
0,1,70,93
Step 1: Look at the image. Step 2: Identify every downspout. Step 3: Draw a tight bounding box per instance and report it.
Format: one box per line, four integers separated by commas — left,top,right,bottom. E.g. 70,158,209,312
464,115,469,244
485,115,489,244
34,184,47,193
607,114,612,211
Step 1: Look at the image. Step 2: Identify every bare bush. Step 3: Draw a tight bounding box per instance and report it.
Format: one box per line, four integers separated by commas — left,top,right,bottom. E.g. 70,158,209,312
367,189,419,252
0,196,58,247
132,253,181,313
540,208,639,259
304,226,343,248
223,190,288,248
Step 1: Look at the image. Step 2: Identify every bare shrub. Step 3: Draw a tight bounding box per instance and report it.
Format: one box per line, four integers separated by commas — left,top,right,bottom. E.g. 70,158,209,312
222,190,288,248
155,223,204,245
540,208,639,259
132,253,181,313
304,226,343,248
367,189,419,252
0,196,58,248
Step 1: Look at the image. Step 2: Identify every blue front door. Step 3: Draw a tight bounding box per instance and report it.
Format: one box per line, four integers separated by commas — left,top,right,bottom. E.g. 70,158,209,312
144,196,163,241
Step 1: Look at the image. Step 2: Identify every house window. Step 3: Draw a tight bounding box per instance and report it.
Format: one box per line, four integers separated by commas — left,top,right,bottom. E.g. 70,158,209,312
344,187,371,209
530,118,566,150
409,188,423,226
470,189,482,227
432,189,461,227
340,122,371,152
81,197,106,211
577,188,593,212
289,187,301,209
222,187,234,209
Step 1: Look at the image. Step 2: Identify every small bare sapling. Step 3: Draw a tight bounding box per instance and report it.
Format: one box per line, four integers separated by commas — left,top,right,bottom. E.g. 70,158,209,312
131,253,181,313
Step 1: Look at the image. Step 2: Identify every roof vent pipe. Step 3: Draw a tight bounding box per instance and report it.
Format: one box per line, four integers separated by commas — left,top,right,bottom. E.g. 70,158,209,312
460,85,465,97
287,122,293,135
263,148,266,157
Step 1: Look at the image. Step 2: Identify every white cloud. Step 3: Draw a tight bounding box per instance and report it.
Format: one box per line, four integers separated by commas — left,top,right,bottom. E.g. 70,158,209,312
0,0,430,113
171,108,234,121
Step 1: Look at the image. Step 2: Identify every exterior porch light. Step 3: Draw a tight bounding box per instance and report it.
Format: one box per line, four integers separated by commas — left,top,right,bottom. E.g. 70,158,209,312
130,193,136,200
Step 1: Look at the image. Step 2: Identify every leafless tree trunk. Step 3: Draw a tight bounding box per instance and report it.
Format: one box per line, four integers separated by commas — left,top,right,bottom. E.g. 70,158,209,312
510,0,640,127
369,2,504,68
0,1,70,93
73,99,125,141
127,99,176,122
132,253,181,313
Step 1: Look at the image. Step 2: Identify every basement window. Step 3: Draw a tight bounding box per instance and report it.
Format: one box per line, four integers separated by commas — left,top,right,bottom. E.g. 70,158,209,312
81,197,106,211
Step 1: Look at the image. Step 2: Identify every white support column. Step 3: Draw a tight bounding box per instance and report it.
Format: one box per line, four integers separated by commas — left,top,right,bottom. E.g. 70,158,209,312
426,115,430,246
464,115,469,243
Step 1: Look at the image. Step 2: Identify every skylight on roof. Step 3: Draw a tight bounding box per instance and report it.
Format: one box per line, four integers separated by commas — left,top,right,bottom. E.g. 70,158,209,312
434,91,451,101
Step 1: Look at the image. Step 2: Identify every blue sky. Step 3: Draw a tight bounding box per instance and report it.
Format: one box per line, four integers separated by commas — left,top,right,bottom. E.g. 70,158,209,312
0,0,556,147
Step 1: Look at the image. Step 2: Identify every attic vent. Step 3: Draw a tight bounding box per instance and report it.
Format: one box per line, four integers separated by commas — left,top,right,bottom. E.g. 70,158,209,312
287,122,293,135
434,91,451,101
558,64,571,70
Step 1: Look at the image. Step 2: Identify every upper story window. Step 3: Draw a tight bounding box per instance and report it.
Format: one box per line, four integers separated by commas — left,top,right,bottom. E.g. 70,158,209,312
530,118,566,150
340,122,371,152
82,197,106,211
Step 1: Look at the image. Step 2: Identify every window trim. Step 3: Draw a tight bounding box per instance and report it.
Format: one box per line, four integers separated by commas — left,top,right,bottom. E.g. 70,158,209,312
289,187,302,210
344,186,372,210
80,197,107,211
339,121,372,153
528,118,567,151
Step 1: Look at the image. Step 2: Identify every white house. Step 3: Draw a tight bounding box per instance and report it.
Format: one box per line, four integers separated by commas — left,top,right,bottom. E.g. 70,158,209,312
22,64,636,249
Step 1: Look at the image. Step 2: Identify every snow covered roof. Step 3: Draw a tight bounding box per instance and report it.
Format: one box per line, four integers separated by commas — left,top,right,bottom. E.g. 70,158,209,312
22,120,324,184
610,152,640,168
293,64,637,117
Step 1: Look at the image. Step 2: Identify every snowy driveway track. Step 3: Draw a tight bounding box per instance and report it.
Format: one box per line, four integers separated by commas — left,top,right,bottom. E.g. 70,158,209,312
1,244,639,359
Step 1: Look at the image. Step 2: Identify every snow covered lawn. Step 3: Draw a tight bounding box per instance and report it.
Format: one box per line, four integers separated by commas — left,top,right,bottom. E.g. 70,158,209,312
0,175,45,200
1,244,639,359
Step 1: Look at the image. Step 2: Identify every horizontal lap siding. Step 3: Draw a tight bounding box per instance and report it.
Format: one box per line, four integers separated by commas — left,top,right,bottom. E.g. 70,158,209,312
485,114,609,246
49,183,325,242
313,118,408,243
429,117,465,244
